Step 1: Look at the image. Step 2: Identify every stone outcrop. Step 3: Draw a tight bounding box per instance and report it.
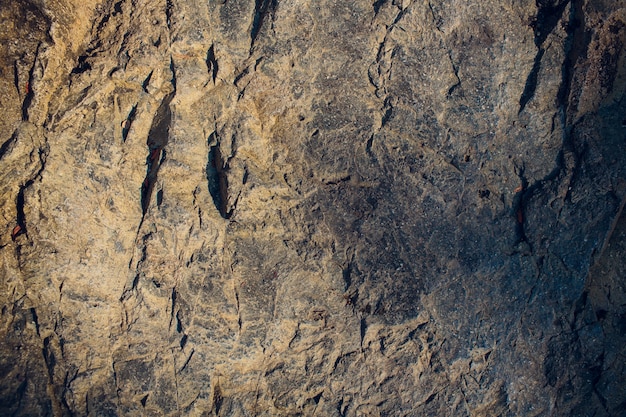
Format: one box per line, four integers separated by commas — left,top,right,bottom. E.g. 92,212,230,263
1,0,625,415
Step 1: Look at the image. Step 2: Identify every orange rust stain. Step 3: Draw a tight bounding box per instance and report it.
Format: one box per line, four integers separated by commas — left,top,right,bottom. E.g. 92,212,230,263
11,225,21,240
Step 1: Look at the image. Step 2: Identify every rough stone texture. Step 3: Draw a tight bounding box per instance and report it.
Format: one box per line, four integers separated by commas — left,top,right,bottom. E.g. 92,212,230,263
1,0,626,415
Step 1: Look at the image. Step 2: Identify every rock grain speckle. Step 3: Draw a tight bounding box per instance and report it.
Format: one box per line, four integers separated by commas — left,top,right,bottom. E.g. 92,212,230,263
1,0,626,415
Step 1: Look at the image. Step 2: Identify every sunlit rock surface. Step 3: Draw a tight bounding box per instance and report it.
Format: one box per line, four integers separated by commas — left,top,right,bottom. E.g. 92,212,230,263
1,0,625,415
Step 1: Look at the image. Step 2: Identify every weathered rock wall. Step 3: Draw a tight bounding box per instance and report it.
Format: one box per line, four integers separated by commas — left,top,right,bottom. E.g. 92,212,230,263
1,0,625,415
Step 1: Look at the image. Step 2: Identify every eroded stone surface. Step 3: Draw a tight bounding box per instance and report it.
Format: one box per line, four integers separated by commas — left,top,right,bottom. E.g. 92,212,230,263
1,0,626,415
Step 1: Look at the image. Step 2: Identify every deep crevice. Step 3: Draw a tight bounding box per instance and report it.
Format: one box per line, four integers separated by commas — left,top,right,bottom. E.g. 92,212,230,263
512,165,530,245
141,93,174,215
22,43,41,121
365,135,375,154
519,48,545,113
165,0,173,30
169,56,177,91
206,44,218,83
233,67,249,87
533,0,570,48
42,336,56,380
30,308,40,336
14,146,48,241
516,1,588,245
180,349,194,372
373,0,387,15
447,55,461,96
558,0,587,122
13,60,20,95
380,98,393,129
121,104,137,142
175,310,182,333
70,55,92,76
206,133,232,219
250,0,277,49
519,0,570,113
142,70,153,93
0,131,18,161
213,384,224,415
169,288,177,330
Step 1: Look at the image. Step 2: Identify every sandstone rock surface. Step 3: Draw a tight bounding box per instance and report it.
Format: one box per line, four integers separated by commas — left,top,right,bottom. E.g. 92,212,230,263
1,0,626,415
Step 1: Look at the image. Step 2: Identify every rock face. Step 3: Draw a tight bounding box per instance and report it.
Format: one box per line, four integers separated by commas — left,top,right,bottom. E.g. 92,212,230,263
1,0,626,415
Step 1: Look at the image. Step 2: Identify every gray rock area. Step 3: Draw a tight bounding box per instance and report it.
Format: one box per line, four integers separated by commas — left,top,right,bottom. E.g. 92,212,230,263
1,0,626,415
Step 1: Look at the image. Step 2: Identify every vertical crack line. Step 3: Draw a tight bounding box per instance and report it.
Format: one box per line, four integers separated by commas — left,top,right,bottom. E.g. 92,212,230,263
233,280,242,334
30,307,40,336
205,44,219,84
519,48,545,113
170,349,181,414
447,52,461,96
519,0,570,113
141,92,174,216
165,0,173,31
558,0,586,127
42,336,56,381
380,97,393,129
359,316,366,352
533,0,570,48
0,130,18,162
179,349,194,373
22,42,42,121
142,70,154,93
169,56,177,92
206,132,232,219
121,104,137,142
13,60,20,96
512,165,530,246
365,134,375,156
515,1,589,215
14,145,49,243
169,287,178,330
213,383,224,415
250,0,277,50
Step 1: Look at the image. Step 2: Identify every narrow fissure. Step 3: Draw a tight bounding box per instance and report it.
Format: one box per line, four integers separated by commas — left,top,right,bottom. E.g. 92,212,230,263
0,131,18,161
165,0,173,30
70,55,92,76
519,48,545,113
42,336,56,380
519,0,570,112
206,45,218,84
380,98,393,129
518,0,588,208
533,0,570,48
512,169,529,245
121,104,137,142
13,60,20,96
213,384,224,415
14,146,48,241
30,308,40,336
141,93,174,215
22,43,41,121
206,134,231,219
373,0,387,16
250,0,277,49
142,70,153,93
